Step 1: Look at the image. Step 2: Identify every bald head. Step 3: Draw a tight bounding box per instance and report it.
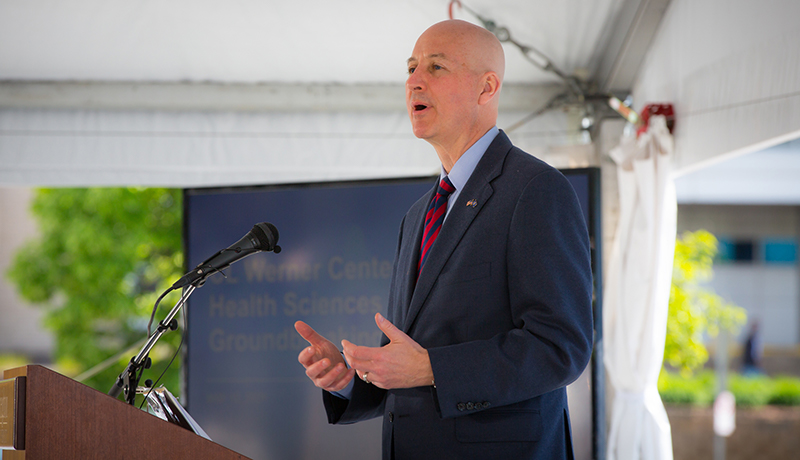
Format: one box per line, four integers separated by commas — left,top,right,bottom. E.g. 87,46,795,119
418,20,505,84
406,20,505,164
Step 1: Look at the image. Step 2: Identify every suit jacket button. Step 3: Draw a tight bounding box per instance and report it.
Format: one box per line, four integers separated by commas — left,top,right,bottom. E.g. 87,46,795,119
466,402,474,410
388,412,394,422
482,402,491,409
457,403,466,411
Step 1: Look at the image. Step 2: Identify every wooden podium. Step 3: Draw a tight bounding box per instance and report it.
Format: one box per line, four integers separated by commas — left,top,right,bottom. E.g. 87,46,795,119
0,365,251,459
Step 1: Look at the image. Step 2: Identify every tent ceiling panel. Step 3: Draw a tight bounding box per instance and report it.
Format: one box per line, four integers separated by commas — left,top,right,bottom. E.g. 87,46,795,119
592,0,672,94
633,0,800,173
0,0,626,85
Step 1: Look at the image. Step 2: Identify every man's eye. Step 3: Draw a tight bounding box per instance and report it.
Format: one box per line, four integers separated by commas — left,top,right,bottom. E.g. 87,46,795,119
432,64,443,71
408,67,416,75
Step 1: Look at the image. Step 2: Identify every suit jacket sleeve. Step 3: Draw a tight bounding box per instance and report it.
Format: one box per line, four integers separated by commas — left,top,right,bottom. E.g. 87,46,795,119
426,168,594,419
322,377,386,424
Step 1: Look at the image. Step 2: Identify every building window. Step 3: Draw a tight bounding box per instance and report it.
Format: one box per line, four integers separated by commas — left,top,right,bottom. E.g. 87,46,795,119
717,237,798,265
717,238,755,263
763,238,798,264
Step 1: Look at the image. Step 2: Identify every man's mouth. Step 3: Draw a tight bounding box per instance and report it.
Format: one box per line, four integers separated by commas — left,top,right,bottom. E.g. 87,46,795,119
413,103,429,112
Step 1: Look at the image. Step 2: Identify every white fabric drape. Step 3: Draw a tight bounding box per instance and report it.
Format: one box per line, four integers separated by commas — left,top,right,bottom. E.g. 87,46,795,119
604,116,676,460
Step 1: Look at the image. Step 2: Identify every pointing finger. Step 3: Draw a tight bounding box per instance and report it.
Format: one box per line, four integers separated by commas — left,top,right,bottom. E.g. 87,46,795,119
295,321,326,347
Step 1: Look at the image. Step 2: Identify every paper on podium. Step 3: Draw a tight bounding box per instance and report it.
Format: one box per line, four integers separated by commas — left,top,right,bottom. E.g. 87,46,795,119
138,386,212,441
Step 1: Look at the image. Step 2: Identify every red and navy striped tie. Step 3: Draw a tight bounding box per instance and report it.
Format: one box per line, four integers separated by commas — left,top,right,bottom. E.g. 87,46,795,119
419,176,455,276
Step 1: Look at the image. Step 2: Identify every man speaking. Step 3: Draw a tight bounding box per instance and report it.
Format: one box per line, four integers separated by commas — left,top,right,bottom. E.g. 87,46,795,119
295,19,593,459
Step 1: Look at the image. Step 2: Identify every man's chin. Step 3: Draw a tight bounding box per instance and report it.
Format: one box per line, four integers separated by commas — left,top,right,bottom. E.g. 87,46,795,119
411,125,434,141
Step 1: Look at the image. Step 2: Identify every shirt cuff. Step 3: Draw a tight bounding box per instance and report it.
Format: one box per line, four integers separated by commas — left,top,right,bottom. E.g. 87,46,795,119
329,377,355,400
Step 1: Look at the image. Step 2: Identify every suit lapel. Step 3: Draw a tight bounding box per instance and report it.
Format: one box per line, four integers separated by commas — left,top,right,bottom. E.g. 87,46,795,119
402,131,513,334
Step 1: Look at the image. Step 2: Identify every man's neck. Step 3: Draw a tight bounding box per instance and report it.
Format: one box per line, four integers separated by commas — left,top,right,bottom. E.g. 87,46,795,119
430,126,494,173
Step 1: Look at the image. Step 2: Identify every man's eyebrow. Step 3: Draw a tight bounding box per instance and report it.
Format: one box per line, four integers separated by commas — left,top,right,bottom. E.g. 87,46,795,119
407,53,447,65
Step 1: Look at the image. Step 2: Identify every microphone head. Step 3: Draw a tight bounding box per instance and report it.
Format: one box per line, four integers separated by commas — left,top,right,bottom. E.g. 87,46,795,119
251,222,279,251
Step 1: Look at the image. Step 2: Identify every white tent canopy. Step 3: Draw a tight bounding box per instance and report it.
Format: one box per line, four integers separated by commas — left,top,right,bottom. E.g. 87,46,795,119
2,0,799,186
1,0,633,187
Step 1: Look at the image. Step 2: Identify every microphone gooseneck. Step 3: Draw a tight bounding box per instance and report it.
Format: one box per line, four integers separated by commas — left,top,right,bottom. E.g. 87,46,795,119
171,222,280,289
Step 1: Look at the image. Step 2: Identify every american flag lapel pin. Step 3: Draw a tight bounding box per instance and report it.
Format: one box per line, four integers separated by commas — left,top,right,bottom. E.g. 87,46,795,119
466,199,477,208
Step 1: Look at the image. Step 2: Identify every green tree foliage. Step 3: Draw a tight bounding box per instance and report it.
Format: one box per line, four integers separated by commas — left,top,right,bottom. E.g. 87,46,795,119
665,230,747,375
5,188,183,399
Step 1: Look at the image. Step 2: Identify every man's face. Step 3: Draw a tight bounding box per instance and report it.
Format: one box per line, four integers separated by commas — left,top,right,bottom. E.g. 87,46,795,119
405,28,481,145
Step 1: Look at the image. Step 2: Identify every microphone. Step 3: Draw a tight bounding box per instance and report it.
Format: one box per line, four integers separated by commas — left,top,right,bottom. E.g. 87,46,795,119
172,222,280,289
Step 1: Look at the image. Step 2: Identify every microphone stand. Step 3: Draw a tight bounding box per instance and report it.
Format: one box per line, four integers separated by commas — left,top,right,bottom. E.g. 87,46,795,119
107,221,280,406
108,284,196,405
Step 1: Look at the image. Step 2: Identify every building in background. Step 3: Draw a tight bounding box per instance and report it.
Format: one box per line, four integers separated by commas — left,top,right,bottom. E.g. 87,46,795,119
0,188,53,363
676,138,800,375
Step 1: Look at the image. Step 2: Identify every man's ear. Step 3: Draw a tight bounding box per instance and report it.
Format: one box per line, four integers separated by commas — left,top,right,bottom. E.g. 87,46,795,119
477,72,501,106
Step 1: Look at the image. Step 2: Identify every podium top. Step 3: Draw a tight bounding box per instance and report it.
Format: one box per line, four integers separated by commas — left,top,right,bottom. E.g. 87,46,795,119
1,365,252,460
3,366,27,380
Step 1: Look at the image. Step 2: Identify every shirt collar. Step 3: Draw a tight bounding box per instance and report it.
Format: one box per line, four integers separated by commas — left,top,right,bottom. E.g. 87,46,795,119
442,126,499,191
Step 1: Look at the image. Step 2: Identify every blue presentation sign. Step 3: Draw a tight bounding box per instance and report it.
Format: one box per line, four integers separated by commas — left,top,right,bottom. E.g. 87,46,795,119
184,179,433,460
183,170,599,460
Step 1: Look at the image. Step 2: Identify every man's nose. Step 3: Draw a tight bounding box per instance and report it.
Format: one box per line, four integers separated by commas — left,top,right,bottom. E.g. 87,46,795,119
406,72,424,91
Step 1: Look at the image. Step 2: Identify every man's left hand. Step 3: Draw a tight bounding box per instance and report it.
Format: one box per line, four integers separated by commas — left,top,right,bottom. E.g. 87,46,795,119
342,313,434,390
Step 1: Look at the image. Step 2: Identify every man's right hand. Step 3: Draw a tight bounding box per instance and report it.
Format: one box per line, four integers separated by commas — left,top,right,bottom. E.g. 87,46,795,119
295,321,355,392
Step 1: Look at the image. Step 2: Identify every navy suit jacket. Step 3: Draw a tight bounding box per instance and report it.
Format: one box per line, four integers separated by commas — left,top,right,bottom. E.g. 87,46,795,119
324,131,594,460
